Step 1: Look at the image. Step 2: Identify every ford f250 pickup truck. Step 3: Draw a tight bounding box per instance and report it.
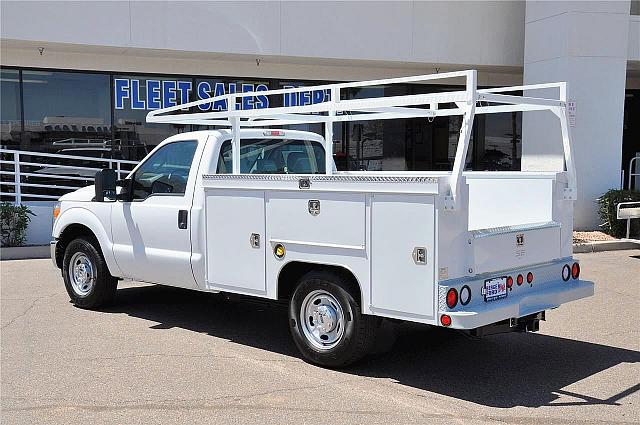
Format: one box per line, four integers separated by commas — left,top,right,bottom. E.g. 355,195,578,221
51,71,594,367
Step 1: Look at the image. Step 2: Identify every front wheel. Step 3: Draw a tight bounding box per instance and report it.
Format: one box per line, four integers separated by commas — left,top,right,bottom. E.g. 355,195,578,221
289,270,378,368
62,237,117,309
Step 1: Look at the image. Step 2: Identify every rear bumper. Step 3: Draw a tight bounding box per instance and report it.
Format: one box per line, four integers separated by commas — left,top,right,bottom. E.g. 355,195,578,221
445,278,594,329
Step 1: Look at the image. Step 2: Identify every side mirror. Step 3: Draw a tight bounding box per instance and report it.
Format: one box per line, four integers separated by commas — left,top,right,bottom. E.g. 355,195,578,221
94,169,117,202
116,178,134,202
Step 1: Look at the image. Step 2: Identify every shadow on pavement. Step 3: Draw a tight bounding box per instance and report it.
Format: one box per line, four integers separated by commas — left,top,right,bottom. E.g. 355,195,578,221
105,284,640,409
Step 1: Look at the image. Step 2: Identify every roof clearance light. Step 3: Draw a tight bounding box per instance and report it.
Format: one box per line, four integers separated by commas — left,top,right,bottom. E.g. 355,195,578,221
264,130,285,137
506,276,513,289
562,264,571,281
446,288,458,309
459,285,471,306
517,274,524,286
527,272,534,284
440,314,452,327
571,263,580,279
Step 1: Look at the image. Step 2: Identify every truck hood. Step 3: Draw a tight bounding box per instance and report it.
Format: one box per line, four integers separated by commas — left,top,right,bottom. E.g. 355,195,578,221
59,185,95,202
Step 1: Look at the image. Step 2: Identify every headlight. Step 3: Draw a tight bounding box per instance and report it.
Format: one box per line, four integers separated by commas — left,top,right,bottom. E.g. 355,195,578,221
53,202,61,221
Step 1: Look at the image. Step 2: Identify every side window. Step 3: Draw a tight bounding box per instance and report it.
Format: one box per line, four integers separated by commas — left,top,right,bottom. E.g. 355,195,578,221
216,139,325,174
131,140,198,200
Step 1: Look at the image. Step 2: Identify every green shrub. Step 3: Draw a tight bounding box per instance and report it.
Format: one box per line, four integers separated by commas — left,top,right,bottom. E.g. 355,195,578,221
596,189,640,238
0,202,35,247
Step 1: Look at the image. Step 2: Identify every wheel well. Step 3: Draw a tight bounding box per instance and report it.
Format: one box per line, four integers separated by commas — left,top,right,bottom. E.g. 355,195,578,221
277,261,362,305
55,224,100,268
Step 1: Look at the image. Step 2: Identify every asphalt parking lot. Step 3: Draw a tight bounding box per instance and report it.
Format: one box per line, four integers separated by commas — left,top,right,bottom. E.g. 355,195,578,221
1,250,639,424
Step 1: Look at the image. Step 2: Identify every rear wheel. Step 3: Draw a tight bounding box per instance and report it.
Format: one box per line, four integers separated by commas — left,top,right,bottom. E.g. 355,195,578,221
289,270,378,368
62,237,117,309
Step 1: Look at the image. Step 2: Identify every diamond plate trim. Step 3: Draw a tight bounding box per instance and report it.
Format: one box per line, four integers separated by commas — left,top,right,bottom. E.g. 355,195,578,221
202,174,439,184
472,221,559,238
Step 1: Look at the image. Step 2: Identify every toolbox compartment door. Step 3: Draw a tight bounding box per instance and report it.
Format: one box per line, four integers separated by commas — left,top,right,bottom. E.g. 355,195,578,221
370,194,435,320
205,189,267,295
472,222,561,275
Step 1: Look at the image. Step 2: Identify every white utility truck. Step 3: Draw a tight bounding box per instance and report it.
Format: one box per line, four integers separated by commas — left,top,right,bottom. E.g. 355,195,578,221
51,71,593,367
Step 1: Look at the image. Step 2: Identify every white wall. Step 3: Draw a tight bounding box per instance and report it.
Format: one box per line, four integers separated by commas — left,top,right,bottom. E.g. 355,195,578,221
0,1,526,68
522,1,631,230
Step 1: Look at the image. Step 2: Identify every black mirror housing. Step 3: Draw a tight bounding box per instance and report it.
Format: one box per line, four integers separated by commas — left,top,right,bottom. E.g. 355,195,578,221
94,169,117,202
116,178,134,202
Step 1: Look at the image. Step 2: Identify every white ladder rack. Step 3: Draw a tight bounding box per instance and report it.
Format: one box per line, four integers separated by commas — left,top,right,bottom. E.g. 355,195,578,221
146,70,576,208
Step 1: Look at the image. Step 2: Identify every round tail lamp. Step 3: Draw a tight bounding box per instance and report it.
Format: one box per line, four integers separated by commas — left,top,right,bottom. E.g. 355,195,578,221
517,274,524,286
440,314,452,327
506,276,514,288
562,264,571,281
446,288,458,309
527,272,534,284
571,262,580,279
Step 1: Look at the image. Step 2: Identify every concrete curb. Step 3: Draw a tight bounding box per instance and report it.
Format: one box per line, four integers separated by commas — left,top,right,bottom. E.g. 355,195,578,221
1,245,50,261
573,239,640,253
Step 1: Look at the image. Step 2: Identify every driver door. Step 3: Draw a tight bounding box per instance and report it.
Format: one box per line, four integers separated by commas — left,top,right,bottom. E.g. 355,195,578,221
111,139,201,288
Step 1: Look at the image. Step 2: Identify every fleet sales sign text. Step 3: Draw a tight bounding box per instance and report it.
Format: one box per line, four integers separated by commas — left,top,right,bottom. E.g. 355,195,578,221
114,79,331,111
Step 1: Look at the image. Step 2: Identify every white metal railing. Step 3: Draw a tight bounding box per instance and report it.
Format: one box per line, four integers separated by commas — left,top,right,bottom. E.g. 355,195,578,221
628,155,640,191
617,201,640,239
146,69,577,209
0,148,138,204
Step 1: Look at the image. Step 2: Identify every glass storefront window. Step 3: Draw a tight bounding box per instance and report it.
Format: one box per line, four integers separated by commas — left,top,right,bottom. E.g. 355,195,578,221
190,78,272,134
476,113,522,171
1,69,22,146
3,67,524,172
340,85,405,171
113,75,195,160
22,70,111,154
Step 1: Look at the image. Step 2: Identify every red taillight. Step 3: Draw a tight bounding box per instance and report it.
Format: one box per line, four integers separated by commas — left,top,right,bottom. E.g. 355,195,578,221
440,314,452,327
517,274,524,286
446,288,458,309
506,276,513,288
571,262,580,279
527,272,534,284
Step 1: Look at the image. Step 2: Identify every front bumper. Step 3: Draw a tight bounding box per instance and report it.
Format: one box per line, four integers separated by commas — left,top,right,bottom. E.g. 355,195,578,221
445,278,594,329
50,239,58,268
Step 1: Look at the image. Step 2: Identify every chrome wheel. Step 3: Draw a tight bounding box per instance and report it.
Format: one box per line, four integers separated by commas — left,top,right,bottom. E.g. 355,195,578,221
68,252,95,297
299,290,345,351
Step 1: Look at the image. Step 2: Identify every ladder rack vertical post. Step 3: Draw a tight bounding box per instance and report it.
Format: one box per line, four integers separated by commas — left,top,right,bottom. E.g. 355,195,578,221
555,81,577,200
325,87,339,175
230,93,241,174
448,70,477,209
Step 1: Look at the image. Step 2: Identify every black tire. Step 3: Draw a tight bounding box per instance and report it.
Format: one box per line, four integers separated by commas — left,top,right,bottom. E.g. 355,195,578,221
289,270,378,368
62,237,117,309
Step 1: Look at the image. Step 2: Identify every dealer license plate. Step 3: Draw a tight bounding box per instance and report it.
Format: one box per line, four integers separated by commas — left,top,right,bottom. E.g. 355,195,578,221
484,277,507,302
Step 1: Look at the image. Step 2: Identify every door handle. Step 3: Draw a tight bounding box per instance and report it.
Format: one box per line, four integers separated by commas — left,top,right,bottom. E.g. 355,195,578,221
178,210,188,229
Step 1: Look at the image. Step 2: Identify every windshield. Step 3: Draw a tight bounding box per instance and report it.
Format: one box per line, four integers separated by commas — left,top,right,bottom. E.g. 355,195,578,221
217,138,326,174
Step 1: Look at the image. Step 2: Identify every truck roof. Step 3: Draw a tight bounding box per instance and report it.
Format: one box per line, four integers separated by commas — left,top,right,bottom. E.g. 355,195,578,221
161,128,325,144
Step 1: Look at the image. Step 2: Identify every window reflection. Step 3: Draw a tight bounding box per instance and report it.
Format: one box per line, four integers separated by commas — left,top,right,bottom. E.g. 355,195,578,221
0,69,21,146
22,70,111,154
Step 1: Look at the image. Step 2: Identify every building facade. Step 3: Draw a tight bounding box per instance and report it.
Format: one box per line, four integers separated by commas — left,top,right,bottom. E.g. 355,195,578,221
1,1,639,234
